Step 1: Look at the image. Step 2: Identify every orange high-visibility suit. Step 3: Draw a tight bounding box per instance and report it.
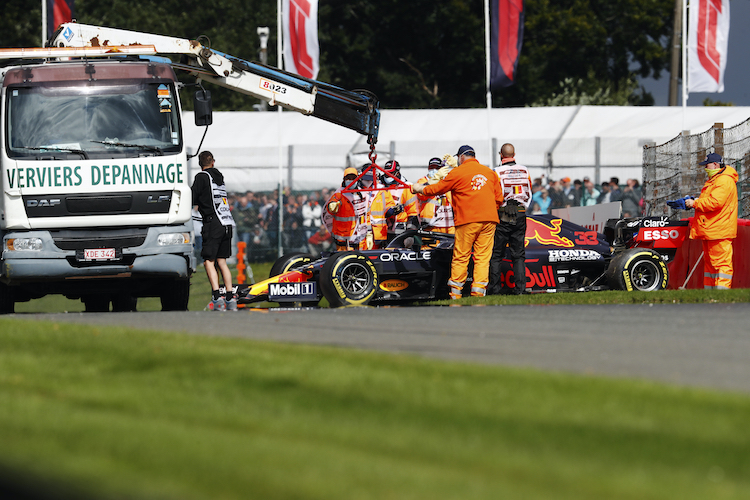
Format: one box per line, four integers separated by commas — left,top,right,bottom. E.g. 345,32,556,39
416,175,455,234
387,184,419,235
326,189,371,250
369,190,397,248
690,165,739,289
420,158,503,298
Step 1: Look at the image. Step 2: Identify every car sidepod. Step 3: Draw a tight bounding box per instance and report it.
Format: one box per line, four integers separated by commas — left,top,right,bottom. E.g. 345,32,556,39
495,215,613,293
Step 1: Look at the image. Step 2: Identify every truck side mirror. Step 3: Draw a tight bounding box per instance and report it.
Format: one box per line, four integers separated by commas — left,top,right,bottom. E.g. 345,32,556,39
194,90,213,126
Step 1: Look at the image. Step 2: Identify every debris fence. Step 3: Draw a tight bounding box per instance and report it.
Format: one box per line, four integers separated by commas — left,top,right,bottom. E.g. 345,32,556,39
643,120,750,219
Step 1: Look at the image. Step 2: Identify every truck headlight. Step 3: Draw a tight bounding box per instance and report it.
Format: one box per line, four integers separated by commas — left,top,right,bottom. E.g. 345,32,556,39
6,238,44,251
157,232,191,246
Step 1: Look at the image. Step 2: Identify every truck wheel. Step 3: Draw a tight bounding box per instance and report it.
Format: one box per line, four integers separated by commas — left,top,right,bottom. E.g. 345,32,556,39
0,283,15,314
161,279,190,311
606,249,669,292
269,252,315,277
319,252,378,307
112,293,138,312
84,296,111,312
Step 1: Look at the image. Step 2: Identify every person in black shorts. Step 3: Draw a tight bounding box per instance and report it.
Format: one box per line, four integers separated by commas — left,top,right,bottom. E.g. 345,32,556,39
192,151,237,311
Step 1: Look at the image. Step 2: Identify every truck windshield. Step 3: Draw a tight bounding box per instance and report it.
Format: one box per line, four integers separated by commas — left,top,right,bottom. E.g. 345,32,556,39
6,82,182,160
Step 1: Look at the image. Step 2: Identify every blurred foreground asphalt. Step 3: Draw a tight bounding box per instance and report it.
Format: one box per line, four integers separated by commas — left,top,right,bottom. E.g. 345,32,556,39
14,303,750,393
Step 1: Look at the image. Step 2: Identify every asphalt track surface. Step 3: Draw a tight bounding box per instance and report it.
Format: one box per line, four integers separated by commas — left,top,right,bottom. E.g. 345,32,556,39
13,302,750,394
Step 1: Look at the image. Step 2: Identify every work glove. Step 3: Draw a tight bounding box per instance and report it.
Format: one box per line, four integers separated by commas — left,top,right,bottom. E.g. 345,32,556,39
442,154,458,169
385,204,404,218
328,201,340,213
666,195,693,210
436,166,451,180
365,231,374,250
412,183,426,194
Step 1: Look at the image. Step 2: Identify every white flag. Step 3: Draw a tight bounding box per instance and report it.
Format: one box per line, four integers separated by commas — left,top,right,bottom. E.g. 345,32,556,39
282,0,319,79
688,0,730,93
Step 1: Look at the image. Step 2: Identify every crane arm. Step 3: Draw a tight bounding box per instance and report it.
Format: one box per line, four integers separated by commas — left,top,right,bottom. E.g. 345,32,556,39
50,23,379,141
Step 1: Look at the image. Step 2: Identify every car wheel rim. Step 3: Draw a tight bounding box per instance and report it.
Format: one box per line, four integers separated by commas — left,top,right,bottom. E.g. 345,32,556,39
631,260,660,291
340,262,371,295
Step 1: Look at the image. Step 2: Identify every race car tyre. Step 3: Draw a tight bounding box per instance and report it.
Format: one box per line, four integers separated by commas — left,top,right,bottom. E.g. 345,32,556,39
269,253,315,277
0,283,15,314
161,279,190,311
606,248,669,292
320,251,378,307
269,252,318,307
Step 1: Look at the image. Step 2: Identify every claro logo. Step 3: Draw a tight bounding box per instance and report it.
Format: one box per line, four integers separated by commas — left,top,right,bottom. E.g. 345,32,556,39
26,198,61,207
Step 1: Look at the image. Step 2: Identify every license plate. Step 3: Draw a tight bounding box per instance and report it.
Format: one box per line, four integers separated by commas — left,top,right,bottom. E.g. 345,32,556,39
84,248,116,261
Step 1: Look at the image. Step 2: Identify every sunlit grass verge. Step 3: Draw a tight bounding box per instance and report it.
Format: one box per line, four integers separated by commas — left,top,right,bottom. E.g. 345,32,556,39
431,288,750,306
1,318,750,499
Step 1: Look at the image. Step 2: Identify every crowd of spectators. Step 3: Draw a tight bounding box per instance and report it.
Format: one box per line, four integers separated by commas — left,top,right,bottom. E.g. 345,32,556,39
193,176,643,267
528,176,643,218
227,187,334,263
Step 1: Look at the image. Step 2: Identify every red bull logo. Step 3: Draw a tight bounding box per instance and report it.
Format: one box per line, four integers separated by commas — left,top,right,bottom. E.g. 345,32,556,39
498,265,557,290
525,218,574,248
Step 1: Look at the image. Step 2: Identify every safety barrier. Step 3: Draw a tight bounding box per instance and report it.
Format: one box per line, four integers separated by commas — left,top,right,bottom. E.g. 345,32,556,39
667,219,750,289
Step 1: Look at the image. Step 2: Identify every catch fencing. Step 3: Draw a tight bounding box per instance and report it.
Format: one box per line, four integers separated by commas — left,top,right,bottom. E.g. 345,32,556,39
643,120,750,219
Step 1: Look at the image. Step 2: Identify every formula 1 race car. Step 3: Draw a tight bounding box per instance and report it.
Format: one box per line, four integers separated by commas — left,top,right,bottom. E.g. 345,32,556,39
237,214,681,307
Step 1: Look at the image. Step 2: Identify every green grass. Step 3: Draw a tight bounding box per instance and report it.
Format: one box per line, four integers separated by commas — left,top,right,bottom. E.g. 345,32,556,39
1,319,750,499
435,287,750,306
11,259,749,313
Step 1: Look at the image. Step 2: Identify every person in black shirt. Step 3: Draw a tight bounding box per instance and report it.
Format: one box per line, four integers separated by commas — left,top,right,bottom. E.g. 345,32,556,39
192,151,237,311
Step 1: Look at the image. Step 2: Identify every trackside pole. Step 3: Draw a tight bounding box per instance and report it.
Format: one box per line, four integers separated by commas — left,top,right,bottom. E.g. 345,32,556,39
679,251,704,290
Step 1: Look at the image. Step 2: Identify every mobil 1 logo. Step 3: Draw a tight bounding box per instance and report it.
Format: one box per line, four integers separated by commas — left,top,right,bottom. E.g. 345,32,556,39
268,282,317,302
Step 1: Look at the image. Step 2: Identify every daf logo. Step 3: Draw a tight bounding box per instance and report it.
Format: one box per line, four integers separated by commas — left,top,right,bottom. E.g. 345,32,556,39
26,199,61,208
147,195,171,203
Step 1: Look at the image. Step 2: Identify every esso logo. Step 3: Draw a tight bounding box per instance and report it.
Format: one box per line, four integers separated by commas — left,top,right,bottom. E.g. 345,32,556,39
643,229,681,240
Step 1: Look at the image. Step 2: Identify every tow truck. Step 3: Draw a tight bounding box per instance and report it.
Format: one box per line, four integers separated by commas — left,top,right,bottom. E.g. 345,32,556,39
0,23,380,313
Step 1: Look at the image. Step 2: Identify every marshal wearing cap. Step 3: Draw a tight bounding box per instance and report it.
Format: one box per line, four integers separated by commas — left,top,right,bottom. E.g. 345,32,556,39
456,145,475,156
699,152,723,165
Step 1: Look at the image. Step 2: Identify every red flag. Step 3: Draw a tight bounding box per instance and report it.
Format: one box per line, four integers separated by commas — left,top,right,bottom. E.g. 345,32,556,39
490,0,524,89
282,0,319,79
47,0,74,40
688,0,730,93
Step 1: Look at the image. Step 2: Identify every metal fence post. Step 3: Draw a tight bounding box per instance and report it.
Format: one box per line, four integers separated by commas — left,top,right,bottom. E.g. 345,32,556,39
594,136,601,185
287,145,294,191
713,122,724,159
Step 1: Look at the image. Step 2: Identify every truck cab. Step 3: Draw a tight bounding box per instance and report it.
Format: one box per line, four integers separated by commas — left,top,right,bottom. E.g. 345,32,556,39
1,58,195,312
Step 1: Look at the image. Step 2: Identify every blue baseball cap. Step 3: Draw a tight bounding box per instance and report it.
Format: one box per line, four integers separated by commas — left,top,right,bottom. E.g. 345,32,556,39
456,145,475,156
699,152,723,165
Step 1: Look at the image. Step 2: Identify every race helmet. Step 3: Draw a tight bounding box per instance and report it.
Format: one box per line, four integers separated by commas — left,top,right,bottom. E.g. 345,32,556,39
382,160,401,186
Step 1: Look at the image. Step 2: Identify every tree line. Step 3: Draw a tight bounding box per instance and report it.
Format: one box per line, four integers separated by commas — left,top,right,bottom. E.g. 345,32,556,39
1,0,674,110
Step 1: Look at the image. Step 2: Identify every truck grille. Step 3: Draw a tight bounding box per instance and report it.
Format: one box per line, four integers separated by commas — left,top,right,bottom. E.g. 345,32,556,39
51,228,149,250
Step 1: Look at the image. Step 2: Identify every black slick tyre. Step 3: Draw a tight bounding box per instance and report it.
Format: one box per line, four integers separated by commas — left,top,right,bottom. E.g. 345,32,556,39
319,251,378,307
606,248,669,292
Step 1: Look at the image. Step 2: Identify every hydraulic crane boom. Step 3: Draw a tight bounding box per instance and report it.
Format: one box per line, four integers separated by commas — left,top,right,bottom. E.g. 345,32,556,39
48,23,380,142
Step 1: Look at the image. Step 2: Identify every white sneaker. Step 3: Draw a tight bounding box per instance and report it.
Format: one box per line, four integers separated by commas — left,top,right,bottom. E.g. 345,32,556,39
211,297,226,311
